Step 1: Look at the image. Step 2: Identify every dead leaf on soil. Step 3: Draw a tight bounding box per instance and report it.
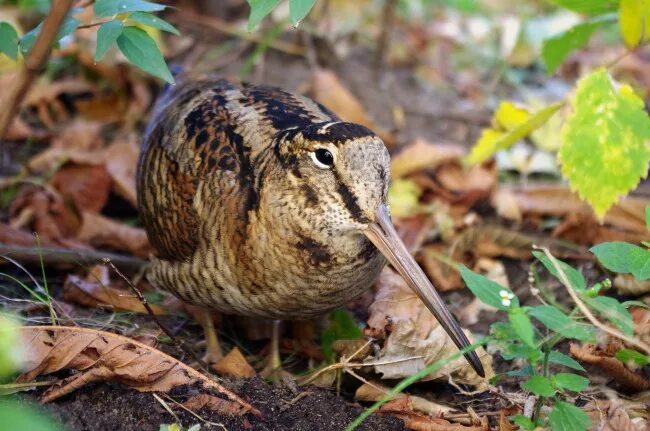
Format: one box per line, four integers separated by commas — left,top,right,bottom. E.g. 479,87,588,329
364,268,494,387
355,382,456,417
570,343,650,392
212,347,256,378
76,211,152,257
49,163,112,213
16,326,260,416
183,393,256,417
391,139,465,179
377,396,489,431
613,274,650,296
310,68,395,146
584,400,646,431
62,267,168,315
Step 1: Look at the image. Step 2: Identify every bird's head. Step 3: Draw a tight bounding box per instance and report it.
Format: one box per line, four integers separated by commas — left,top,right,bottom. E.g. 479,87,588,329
266,121,485,377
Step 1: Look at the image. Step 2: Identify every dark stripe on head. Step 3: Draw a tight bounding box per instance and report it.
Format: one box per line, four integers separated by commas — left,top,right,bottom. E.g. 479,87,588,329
244,85,316,131
332,169,367,223
302,122,376,145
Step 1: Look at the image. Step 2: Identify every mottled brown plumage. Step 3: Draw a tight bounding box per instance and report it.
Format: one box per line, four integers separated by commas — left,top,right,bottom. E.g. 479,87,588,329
137,76,484,376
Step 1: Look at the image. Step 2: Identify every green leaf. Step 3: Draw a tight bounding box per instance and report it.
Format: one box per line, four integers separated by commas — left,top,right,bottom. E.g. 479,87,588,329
247,0,281,31
467,103,562,164
289,0,317,25
321,309,362,363
95,20,123,61
460,266,518,311
615,348,650,365
549,401,591,431
0,400,61,431
542,16,614,74
619,0,644,48
20,13,80,55
0,22,19,60
622,300,650,309
116,26,173,83
128,12,180,35
548,350,586,371
584,295,634,336
554,372,589,392
533,250,586,291
510,415,537,431
528,305,597,342
509,308,535,347
591,242,650,280
550,0,619,14
94,0,166,18
522,375,556,397
559,69,650,219
501,343,543,363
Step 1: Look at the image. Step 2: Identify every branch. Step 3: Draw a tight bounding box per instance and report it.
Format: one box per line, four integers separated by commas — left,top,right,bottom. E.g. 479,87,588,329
0,0,74,139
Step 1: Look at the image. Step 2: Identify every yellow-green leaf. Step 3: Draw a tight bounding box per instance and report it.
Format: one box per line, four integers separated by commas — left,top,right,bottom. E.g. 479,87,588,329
559,69,650,219
388,178,422,217
620,0,644,48
495,101,530,130
467,103,562,164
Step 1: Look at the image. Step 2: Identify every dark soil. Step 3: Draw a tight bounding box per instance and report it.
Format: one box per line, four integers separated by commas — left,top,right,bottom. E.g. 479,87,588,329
31,379,406,431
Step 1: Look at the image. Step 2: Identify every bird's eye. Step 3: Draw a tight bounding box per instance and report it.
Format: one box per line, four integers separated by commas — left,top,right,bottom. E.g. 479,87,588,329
311,148,334,169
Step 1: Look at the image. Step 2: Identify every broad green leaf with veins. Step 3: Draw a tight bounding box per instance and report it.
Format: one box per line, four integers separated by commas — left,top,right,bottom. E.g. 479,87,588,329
559,69,650,219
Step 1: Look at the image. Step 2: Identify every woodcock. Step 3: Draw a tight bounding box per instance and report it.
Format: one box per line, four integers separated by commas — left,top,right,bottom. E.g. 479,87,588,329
137,75,485,377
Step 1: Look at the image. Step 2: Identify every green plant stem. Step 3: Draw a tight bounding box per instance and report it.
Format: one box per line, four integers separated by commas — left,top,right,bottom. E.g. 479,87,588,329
344,338,489,431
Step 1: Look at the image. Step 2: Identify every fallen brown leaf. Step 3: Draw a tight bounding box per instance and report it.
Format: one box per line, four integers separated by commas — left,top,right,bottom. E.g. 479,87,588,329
62,270,168,315
585,400,646,431
310,68,395,146
613,274,650,296
365,268,494,386
212,347,256,378
183,393,255,417
76,211,152,257
355,382,456,417
49,163,112,213
497,407,520,431
391,139,465,179
17,325,260,416
378,396,488,431
570,343,650,392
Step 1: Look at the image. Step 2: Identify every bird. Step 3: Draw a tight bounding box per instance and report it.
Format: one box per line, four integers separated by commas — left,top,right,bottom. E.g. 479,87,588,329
136,75,485,378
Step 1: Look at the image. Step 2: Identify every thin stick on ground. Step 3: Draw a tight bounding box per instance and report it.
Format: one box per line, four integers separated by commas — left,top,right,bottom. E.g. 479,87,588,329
538,246,650,356
0,0,74,139
103,258,212,374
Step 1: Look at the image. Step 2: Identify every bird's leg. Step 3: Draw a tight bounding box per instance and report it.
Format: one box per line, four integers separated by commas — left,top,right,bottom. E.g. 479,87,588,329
185,305,223,364
260,319,286,382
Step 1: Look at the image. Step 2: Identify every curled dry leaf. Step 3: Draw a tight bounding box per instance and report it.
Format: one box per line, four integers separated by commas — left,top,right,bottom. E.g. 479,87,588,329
76,211,153,257
310,68,395,146
365,269,494,386
419,244,464,292
584,400,646,431
355,382,456,417
378,396,489,431
570,343,650,392
49,163,112,213
613,274,650,296
391,139,465,179
449,227,533,261
16,326,260,416
212,347,256,378
183,394,255,417
62,270,168,315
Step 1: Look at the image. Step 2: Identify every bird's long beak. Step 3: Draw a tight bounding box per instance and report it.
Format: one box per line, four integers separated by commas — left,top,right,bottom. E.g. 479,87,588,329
364,204,485,377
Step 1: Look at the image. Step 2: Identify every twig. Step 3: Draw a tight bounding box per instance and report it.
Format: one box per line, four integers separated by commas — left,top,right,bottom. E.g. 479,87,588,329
374,0,398,76
103,258,213,374
152,392,181,424
538,246,650,356
0,0,74,139
174,10,305,57
161,393,228,430
0,244,146,272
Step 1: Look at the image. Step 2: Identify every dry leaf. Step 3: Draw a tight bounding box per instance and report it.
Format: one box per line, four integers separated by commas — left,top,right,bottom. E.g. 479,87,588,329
183,393,256,417
613,274,650,296
570,343,650,392
355,382,456,417
449,227,533,261
212,347,256,378
419,244,464,292
498,407,520,431
585,400,646,431
391,139,465,179
17,325,260,416
104,138,139,207
49,163,112,213
365,268,494,386
310,68,395,146
62,270,168,315
76,211,152,257
378,396,488,431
